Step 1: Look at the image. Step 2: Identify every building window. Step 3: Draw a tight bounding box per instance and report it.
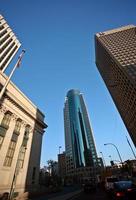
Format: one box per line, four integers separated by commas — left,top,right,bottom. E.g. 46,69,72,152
18,125,30,168
4,140,16,167
19,146,26,168
0,135,4,149
14,119,22,134
1,112,12,128
22,125,30,147
0,112,12,149
3,119,22,167
0,126,7,149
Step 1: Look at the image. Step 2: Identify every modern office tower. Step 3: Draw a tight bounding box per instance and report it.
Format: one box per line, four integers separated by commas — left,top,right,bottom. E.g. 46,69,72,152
0,15,21,72
95,25,136,147
64,89,99,176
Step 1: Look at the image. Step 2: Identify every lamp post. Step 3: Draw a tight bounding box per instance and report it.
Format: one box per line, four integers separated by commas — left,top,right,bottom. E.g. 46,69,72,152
126,136,136,159
104,143,123,165
8,145,26,200
100,151,106,168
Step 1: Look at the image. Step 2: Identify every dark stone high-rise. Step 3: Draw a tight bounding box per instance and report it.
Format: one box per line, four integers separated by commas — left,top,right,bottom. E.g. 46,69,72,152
95,25,136,146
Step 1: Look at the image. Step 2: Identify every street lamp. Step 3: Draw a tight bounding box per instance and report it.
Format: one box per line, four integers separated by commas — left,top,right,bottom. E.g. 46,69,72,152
104,143,123,165
100,151,106,167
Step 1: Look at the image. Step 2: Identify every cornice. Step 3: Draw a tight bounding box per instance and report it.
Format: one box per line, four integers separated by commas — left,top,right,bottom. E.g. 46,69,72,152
0,72,47,131
4,94,47,129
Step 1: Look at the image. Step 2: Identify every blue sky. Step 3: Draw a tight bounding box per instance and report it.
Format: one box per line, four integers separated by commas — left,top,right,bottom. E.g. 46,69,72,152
1,0,136,166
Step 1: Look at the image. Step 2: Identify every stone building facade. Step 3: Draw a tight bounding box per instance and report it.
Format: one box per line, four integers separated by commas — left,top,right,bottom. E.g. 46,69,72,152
0,71,47,195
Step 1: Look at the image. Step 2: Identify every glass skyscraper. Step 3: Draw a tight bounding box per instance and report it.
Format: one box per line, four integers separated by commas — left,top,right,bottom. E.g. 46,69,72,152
64,89,98,174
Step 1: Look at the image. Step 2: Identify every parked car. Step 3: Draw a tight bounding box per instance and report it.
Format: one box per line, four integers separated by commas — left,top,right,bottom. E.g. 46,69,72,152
105,177,119,192
110,181,136,199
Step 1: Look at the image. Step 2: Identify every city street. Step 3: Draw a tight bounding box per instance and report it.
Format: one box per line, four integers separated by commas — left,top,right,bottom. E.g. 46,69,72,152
31,185,82,200
71,189,108,200
1,1,136,199
31,187,109,200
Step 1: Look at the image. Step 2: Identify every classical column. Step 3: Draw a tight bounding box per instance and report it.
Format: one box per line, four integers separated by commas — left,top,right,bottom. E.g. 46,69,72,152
21,126,34,191
0,105,7,123
8,121,29,194
25,127,43,191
